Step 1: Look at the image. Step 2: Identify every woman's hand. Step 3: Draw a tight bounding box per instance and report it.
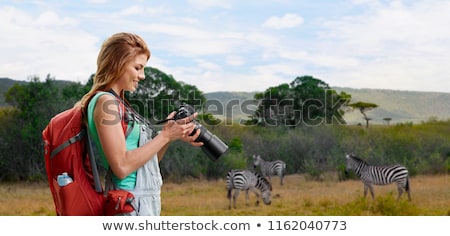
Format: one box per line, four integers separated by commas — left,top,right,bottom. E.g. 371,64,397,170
181,127,204,147
177,112,204,146
160,111,203,147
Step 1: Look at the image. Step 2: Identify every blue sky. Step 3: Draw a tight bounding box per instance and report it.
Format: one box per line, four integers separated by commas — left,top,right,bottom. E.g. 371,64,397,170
1,0,449,93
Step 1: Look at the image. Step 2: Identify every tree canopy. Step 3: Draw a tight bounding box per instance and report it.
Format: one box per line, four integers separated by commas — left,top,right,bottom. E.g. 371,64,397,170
5,70,445,183
127,67,206,123
252,76,351,127
0,67,206,181
348,101,379,128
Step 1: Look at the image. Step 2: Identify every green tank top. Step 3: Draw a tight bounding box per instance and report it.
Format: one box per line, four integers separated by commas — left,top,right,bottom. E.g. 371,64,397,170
87,92,140,190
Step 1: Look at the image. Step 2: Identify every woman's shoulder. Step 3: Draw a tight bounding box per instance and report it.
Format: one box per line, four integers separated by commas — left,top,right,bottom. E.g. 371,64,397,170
91,91,118,105
88,91,121,114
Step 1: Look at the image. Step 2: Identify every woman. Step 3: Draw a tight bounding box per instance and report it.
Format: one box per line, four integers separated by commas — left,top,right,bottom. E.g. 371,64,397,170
78,32,203,216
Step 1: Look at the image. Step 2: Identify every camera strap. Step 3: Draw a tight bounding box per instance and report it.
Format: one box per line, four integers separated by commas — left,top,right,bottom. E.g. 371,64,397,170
108,89,157,134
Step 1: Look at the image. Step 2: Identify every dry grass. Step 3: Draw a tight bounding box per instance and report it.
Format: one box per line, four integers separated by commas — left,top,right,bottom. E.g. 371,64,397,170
0,182,55,216
1,174,449,216
161,174,450,216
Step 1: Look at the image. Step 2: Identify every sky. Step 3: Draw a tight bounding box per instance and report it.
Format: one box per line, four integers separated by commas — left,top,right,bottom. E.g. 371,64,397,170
1,0,450,93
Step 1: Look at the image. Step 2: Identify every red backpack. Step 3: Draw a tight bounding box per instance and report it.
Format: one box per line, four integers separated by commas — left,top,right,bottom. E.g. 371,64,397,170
42,93,135,216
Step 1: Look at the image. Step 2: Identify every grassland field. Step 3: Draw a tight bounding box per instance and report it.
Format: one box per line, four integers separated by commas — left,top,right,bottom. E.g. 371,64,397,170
1,174,449,216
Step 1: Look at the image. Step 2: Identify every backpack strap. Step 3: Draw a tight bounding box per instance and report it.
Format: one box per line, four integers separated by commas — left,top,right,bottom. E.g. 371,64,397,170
123,108,135,139
50,129,85,159
89,91,133,138
86,129,103,193
108,89,156,137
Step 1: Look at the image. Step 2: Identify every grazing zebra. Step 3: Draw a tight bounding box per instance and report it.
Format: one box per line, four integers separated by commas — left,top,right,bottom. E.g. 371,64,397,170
226,169,272,209
345,153,411,202
252,154,286,185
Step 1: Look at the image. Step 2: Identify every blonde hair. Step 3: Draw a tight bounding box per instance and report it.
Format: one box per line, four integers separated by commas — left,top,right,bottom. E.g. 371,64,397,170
77,32,150,118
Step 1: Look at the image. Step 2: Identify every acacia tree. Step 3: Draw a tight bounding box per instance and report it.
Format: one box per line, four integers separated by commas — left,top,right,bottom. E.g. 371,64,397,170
348,101,378,128
383,117,392,125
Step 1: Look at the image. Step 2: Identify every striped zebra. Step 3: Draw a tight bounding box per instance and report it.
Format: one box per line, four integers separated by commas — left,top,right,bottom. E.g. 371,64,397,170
226,169,272,209
345,153,411,202
252,154,286,185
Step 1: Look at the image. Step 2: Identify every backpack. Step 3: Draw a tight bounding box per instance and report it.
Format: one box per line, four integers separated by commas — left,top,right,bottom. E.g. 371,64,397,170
42,93,133,216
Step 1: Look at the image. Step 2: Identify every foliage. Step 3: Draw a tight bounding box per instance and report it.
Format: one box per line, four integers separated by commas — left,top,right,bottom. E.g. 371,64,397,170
126,67,206,123
0,68,206,181
1,75,69,181
0,107,22,181
348,101,379,128
0,70,449,182
252,76,351,127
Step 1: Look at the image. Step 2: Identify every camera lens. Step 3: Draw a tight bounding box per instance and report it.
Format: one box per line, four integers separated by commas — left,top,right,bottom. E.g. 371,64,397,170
192,123,228,160
174,104,229,160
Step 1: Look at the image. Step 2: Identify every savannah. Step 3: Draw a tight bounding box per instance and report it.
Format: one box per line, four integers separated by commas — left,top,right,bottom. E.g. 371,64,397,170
1,77,449,217
1,174,448,216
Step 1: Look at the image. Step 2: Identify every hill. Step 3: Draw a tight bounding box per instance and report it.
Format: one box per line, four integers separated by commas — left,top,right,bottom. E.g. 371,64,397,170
204,88,450,125
203,91,259,122
1,78,449,124
333,87,450,124
0,78,82,107
0,78,28,107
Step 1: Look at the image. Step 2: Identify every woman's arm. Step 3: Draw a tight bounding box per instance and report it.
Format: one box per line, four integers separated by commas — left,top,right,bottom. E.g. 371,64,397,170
94,95,198,179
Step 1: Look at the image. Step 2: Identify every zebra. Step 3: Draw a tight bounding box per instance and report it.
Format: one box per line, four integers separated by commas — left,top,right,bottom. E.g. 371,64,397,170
226,169,272,209
345,153,411,202
252,154,286,185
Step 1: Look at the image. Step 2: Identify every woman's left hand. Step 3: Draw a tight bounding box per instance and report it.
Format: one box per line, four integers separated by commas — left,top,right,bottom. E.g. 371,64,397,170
181,126,204,147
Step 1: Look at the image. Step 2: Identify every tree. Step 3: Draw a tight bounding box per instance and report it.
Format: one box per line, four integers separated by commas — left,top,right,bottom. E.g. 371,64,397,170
3,75,69,180
253,76,351,127
62,75,92,103
348,101,378,128
383,117,392,125
253,83,292,126
126,67,206,123
0,68,210,181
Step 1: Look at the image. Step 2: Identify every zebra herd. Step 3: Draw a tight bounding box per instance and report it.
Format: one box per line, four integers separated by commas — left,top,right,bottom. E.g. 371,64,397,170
225,153,411,209
226,154,286,208
252,154,286,185
226,169,272,209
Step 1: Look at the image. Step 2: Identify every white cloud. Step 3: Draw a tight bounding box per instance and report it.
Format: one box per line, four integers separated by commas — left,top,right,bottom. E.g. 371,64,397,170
187,0,232,10
86,0,108,3
1,1,450,94
263,13,304,29
173,68,286,93
35,10,78,26
119,6,144,16
195,59,222,71
225,55,245,66
0,6,98,82
307,0,450,92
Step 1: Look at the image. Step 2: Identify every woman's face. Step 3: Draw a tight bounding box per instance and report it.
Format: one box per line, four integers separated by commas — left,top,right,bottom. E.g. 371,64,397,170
119,53,148,92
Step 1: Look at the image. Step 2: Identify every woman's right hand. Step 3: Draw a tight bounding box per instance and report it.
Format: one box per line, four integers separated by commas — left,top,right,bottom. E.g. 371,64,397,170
160,111,198,142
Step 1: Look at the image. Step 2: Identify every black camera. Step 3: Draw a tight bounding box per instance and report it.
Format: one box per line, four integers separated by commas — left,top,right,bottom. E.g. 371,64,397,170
172,104,229,160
